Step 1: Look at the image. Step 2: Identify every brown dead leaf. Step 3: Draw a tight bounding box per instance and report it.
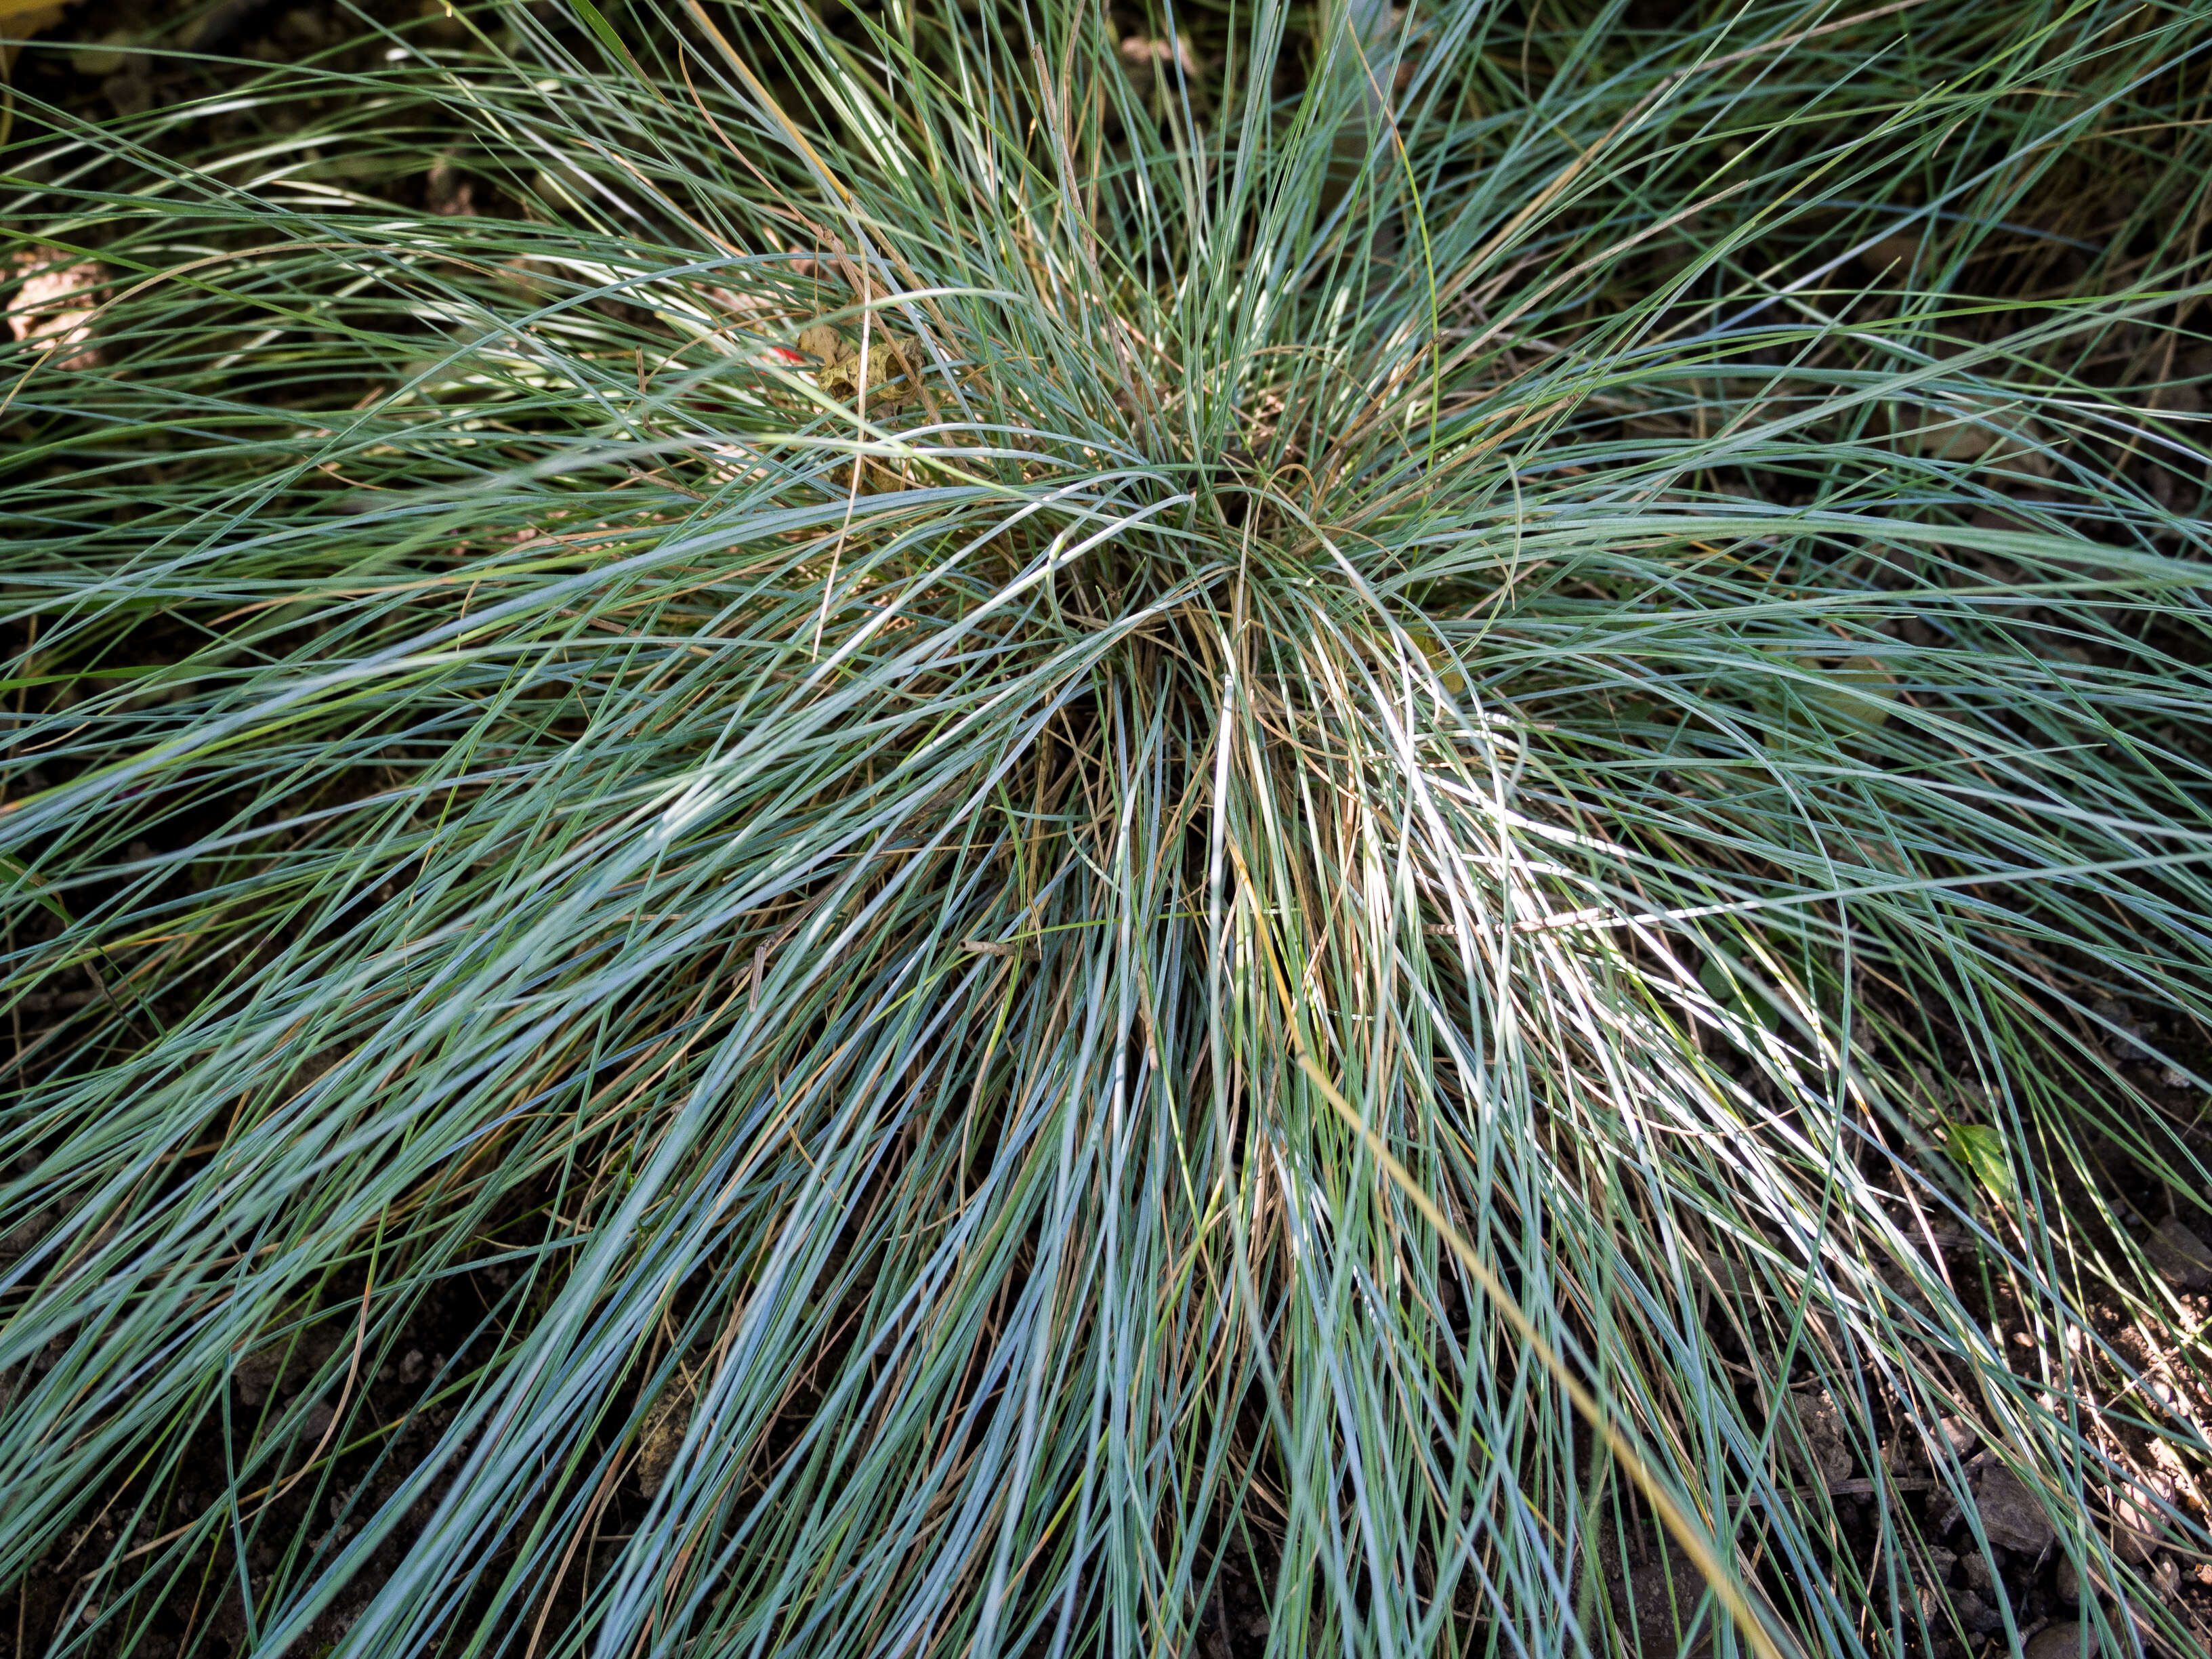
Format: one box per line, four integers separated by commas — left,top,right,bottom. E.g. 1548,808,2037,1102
7,255,105,371
0,0,66,65
634,1381,693,1500
801,323,922,412
1119,33,1198,80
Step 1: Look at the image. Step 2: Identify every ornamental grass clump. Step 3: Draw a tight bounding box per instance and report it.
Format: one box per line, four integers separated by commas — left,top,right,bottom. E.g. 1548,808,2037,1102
3,0,2211,1653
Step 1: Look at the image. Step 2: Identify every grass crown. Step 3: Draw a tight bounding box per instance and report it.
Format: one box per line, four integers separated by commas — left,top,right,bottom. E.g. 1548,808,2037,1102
3,0,2211,1653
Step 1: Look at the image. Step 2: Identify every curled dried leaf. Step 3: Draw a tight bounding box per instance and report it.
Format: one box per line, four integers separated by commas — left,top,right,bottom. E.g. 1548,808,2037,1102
1119,33,1198,79
7,257,105,371
799,322,923,411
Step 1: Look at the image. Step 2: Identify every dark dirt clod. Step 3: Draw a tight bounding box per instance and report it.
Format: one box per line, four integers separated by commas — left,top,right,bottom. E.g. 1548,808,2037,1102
1933,1452,2059,1558
1591,1523,1717,1659
1786,1388,1854,1490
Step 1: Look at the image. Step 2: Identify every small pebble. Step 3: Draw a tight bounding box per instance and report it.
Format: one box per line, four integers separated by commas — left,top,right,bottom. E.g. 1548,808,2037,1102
1950,1589,2004,1635
2112,1484,2167,1563
68,30,133,76
2023,1622,2098,1659
1960,1551,1994,1591
2144,1216,2212,1289
2056,1555,2081,1602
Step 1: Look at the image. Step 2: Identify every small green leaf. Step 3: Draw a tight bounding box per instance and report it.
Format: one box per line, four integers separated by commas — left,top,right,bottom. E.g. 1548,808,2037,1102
566,0,661,96
1793,655,1898,734
1,854,74,928
1946,1122,2015,1203
1760,652,1900,753
1406,625,1467,693
567,0,626,58
0,663,163,694
1699,953,1783,1033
